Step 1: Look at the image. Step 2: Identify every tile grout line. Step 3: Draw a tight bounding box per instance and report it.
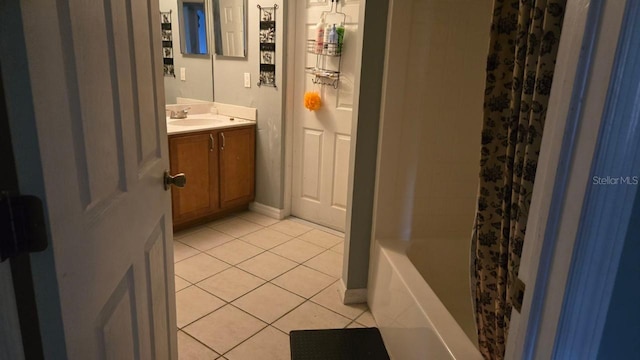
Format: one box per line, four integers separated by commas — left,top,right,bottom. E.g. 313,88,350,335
267,263,337,298
180,302,269,351
215,304,272,356
178,329,223,357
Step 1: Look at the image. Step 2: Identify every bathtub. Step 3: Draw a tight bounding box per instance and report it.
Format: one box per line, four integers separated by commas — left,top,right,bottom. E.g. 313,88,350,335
368,238,482,360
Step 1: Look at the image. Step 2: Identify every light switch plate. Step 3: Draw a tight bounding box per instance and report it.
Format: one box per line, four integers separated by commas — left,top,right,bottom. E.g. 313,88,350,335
244,72,251,88
180,68,186,81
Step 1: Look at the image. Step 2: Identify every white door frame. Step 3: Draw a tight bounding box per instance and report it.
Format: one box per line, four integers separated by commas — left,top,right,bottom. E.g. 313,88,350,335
551,1,640,356
0,1,67,357
0,52,29,359
505,0,629,358
282,0,296,219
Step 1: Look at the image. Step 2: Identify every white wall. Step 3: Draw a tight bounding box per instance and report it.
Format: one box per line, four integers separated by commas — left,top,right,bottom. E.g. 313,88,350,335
213,0,286,209
373,0,492,345
159,0,214,104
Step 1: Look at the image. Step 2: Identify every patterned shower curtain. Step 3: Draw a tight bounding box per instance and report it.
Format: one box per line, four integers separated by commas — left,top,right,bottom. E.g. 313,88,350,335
472,0,566,359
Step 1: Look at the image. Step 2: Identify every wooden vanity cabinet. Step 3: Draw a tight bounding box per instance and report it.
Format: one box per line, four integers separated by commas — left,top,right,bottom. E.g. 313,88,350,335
169,125,255,230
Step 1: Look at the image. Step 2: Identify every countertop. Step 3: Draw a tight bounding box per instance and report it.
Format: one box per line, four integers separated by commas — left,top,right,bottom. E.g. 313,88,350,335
166,114,255,136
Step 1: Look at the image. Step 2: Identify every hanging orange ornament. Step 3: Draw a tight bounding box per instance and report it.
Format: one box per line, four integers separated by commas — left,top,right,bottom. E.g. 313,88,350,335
304,91,322,111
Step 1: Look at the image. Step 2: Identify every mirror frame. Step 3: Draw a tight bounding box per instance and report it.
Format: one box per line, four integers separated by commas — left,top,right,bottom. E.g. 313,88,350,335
212,0,248,58
178,0,211,56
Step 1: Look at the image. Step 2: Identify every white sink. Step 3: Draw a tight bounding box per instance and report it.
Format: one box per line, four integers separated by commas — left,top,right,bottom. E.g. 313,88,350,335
168,118,225,126
165,114,252,135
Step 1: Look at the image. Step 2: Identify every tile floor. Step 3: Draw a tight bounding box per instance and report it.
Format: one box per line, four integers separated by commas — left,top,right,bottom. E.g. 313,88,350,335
173,211,377,360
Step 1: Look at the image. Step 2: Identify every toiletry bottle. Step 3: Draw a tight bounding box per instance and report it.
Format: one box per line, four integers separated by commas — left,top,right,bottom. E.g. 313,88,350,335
336,24,345,54
323,23,332,54
328,24,338,55
315,21,324,54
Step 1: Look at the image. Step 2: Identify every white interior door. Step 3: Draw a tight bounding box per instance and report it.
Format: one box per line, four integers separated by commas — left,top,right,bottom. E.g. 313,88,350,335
14,0,177,358
291,0,360,231
218,0,245,56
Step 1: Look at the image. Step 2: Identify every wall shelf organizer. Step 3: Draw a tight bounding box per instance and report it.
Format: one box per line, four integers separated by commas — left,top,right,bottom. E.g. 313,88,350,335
305,1,346,89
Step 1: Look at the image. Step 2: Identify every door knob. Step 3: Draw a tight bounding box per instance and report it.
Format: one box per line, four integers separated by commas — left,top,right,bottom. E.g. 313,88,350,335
164,171,187,190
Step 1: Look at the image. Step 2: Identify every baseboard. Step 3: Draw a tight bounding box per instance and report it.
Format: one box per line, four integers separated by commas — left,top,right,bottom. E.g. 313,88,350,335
249,202,286,220
339,279,368,305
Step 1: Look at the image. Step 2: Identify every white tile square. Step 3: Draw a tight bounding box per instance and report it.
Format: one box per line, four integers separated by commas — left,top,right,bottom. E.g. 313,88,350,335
206,239,263,265
175,276,191,292
174,241,199,263
232,283,304,323
299,229,344,249
177,228,234,251
269,219,313,237
269,239,326,263
225,326,291,360
271,266,335,299
355,310,377,327
175,253,230,283
237,252,297,280
178,331,219,360
310,282,367,319
272,301,351,334
238,211,280,227
212,218,263,238
197,267,265,302
183,305,266,354
176,286,225,328
240,228,292,250
304,251,343,278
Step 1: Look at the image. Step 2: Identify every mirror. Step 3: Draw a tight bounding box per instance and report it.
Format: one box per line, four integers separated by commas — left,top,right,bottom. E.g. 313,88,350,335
213,0,247,57
178,0,209,55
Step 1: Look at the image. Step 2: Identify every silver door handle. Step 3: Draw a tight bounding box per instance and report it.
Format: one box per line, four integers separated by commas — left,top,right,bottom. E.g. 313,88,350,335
221,132,226,150
164,171,186,190
209,134,215,152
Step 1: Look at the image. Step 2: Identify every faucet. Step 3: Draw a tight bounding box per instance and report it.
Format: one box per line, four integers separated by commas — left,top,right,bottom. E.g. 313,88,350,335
170,107,190,119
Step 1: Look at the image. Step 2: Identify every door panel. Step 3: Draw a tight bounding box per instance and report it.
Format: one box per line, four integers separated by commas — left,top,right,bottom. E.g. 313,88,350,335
292,0,360,231
170,132,219,225
331,134,350,209
98,269,138,360
145,223,171,360
17,0,177,358
219,126,256,208
301,128,323,200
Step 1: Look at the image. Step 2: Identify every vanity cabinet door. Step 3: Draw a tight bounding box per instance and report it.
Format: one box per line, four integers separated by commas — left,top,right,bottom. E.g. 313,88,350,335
169,131,219,226
219,126,255,209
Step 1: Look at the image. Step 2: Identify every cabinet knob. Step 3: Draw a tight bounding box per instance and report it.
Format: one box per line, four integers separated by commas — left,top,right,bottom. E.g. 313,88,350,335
164,171,187,191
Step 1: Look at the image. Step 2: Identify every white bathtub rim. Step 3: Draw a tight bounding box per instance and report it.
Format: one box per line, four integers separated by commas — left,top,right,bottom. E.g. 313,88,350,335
374,238,481,359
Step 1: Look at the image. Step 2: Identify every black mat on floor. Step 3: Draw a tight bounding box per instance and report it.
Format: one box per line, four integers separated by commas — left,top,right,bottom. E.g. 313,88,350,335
290,328,390,360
